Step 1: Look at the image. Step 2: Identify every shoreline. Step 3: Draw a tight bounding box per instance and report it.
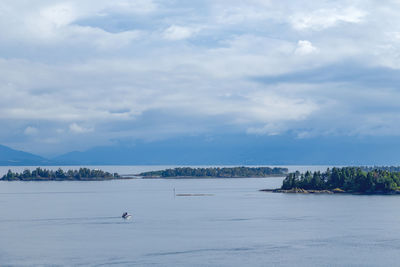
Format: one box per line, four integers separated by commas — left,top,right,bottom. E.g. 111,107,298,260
139,174,285,179
260,188,400,195
0,175,285,181
0,176,139,182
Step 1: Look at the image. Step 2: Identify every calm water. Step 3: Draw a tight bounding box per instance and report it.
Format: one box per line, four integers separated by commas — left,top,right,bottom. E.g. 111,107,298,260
1,166,400,266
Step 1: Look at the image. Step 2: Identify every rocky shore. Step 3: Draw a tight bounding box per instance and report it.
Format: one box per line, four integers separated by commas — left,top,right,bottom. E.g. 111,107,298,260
260,188,335,194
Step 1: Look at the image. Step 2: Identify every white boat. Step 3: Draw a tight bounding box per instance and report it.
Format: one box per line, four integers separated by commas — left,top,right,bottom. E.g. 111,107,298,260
122,212,132,219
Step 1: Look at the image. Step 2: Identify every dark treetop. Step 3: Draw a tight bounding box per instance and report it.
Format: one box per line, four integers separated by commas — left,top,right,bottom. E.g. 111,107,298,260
139,167,288,178
281,167,400,193
360,166,400,172
1,168,120,181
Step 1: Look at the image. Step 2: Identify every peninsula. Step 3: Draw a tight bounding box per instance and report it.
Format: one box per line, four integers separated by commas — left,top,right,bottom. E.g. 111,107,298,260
1,167,123,181
262,167,400,194
138,167,288,178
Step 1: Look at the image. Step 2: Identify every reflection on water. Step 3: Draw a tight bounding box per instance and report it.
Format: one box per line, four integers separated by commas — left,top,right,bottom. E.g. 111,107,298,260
0,166,399,266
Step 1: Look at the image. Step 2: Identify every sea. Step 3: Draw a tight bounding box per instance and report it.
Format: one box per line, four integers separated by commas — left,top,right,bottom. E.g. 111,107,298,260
1,165,400,266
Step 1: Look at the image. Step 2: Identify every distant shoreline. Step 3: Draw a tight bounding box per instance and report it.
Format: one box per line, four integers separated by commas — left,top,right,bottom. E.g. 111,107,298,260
0,175,285,181
0,166,289,181
260,188,400,195
140,174,285,179
0,177,138,182
138,167,288,178
1,167,130,181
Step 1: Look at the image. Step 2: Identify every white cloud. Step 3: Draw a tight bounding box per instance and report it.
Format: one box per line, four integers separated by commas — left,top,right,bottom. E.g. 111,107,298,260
24,3,82,41
247,123,285,136
290,7,366,31
0,0,399,154
295,40,318,55
163,25,197,41
0,1,147,49
215,6,270,25
105,0,157,14
69,123,93,134
71,26,142,50
39,3,77,28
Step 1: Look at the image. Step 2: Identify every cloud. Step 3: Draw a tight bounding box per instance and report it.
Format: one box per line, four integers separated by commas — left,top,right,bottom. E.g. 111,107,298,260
0,1,146,49
0,0,399,155
106,0,157,14
69,123,93,134
253,63,400,87
214,5,270,25
295,40,318,55
39,3,77,28
24,126,39,136
163,25,197,40
290,7,366,31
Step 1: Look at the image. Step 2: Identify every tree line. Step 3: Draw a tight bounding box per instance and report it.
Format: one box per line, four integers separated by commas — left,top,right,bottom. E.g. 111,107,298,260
360,166,400,172
139,167,288,178
282,167,400,193
1,168,120,181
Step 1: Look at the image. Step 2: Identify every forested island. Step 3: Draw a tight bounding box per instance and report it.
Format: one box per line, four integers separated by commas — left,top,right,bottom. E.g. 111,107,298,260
1,168,122,181
264,167,400,194
138,167,288,178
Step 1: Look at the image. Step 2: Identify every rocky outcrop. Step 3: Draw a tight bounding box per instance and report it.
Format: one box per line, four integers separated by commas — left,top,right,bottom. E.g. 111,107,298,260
260,188,334,194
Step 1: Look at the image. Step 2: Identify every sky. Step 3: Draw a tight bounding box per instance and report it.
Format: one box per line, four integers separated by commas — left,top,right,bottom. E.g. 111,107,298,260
1,0,400,157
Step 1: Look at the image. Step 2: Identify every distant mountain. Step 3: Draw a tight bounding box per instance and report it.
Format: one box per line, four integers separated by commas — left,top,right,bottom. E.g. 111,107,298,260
54,135,276,165
53,134,400,166
0,144,55,166
3,134,400,166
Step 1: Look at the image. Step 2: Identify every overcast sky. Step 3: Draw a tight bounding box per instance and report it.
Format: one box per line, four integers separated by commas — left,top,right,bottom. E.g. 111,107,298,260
1,0,400,156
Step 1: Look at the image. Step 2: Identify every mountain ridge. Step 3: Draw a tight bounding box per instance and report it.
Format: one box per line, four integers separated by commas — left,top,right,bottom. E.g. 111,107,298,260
2,134,400,166
0,144,56,166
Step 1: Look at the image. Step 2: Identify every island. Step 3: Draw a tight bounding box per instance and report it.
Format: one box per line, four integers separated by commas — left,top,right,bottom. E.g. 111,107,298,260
1,167,123,181
262,167,400,194
138,167,288,178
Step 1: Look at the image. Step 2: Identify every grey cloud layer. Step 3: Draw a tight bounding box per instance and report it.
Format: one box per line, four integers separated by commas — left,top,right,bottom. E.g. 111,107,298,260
0,0,399,154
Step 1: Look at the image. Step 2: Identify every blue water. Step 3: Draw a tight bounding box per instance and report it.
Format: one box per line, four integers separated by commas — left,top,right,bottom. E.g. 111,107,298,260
1,166,400,266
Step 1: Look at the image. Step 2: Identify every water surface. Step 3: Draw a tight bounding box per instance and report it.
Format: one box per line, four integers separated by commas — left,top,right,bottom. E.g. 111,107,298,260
0,166,399,266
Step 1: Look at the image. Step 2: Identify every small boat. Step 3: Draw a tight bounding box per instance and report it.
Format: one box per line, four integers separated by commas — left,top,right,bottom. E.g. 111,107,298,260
122,212,132,219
